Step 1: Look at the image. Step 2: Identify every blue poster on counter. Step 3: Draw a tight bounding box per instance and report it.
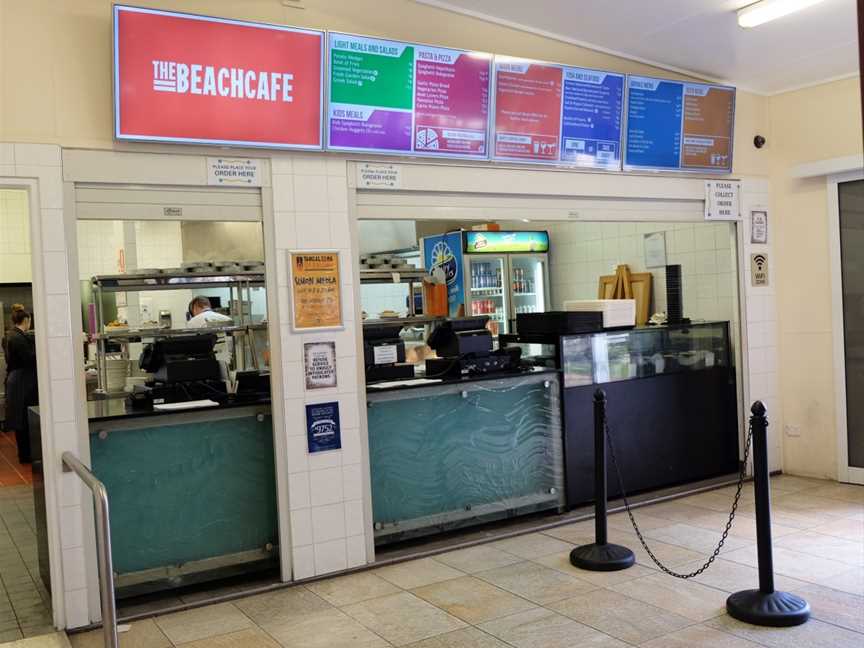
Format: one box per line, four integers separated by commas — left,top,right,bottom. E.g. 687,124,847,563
560,68,624,169
625,77,684,170
306,401,341,453
423,232,464,317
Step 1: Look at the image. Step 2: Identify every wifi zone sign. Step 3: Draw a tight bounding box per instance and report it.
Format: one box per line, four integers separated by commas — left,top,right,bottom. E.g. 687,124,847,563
750,253,769,287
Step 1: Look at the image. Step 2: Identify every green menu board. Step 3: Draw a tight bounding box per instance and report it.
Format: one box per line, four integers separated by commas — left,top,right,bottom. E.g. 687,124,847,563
329,38,414,110
327,32,492,157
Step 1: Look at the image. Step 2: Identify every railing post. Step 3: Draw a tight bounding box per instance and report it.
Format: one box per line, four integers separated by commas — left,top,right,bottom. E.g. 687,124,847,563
570,389,635,572
62,452,119,647
726,402,809,627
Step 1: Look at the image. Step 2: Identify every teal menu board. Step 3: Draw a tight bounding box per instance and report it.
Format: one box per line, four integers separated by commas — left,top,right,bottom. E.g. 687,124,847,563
327,33,491,157
625,76,735,172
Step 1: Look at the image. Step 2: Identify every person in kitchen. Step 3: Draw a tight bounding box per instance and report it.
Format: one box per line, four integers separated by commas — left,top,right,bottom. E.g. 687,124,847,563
187,296,234,379
187,296,233,328
4,305,38,464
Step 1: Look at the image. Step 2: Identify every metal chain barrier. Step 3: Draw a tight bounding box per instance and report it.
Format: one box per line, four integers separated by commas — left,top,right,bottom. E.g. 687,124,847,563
606,420,754,579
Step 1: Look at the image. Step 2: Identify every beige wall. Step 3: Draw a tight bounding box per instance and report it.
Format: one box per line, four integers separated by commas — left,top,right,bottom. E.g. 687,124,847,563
768,77,863,479
0,0,768,177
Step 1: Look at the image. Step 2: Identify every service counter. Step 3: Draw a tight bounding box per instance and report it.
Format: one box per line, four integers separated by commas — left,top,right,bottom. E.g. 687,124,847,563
366,368,565,545
32,397,278,597
560,321,740,505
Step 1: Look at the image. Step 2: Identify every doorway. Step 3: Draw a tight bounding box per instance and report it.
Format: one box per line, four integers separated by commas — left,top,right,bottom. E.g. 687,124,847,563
0,188,53,640
835,178,864,484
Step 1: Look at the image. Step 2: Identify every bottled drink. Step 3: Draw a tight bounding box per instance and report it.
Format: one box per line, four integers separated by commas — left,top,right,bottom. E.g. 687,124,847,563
496,268,502,289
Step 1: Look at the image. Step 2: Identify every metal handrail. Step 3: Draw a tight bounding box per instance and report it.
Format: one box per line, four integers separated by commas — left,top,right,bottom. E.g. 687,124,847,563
61,452,119,648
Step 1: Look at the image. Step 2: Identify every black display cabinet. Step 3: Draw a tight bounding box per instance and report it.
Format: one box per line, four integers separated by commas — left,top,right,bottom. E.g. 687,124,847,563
560,322,740,507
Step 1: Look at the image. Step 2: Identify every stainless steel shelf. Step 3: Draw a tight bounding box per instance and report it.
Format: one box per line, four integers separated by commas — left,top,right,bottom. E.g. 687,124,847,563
91,271,265,293
359,269,427,285
94,323,267,341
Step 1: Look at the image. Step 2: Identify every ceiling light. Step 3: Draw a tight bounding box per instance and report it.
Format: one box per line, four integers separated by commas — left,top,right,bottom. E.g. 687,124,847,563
737,0,827,28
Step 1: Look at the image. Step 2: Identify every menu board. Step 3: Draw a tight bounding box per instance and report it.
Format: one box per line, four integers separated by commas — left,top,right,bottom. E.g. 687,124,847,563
560,68,624,169
625,76,735,172
327,33,491,157
493,59,624,168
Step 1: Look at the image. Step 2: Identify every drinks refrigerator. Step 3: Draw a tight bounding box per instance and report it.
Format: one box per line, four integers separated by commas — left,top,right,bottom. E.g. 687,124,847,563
422,231,550,335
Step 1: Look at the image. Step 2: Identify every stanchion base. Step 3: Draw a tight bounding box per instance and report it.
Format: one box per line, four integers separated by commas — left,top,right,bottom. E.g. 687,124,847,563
570,542,635,572
726,590,810,627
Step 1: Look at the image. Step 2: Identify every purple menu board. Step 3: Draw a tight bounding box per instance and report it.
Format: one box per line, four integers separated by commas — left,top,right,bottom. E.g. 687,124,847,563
327,33,491,157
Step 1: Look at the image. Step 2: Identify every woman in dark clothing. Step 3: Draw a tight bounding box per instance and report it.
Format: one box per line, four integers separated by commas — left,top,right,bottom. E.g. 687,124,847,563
5,305,37,463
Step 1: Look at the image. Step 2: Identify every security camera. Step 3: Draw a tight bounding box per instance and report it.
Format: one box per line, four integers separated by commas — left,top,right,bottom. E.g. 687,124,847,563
753,135,766,149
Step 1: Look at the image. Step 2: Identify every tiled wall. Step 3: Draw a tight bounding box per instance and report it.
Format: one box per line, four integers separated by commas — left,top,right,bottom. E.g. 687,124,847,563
739,179,781,470
547,221,738,323
271,155,369,579
0,189,32,283
360,283,411,319
0,143,90,627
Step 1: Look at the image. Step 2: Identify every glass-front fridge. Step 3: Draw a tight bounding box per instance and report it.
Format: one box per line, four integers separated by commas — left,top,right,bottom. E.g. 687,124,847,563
509,253,549,321
464,255,508,332
462,231,550,335
421,230,550,335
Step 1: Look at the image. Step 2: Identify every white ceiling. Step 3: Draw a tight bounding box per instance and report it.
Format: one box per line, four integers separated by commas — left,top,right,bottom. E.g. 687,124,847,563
417,0,859,94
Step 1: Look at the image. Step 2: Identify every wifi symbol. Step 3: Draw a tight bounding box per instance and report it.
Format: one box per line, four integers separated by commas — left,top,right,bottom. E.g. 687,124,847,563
753,254,767,271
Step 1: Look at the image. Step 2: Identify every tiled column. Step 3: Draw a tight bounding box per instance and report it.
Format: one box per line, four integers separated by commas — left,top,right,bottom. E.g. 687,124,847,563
740,177,781,472
271,155,369,579
0,143,91,627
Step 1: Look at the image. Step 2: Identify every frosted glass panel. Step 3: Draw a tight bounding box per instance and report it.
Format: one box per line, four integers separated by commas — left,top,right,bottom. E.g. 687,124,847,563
90,412,278,578
367,373,564,543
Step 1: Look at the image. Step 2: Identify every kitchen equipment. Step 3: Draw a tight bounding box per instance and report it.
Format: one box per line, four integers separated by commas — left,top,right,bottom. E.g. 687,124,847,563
159,310,172,329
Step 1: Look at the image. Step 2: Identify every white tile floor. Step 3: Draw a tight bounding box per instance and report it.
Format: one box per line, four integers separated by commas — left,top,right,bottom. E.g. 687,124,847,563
16,475,864,647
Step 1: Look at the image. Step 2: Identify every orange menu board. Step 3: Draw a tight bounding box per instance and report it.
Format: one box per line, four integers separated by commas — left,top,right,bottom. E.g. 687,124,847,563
290,252,342,330
682,85,735,170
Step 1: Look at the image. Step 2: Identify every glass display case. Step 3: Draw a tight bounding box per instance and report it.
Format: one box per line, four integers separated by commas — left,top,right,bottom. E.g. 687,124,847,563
559,321,739,507
561,321,732,388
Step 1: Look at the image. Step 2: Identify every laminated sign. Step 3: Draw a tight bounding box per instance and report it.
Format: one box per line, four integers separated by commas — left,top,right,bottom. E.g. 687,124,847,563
290,252,342,330
306,402,341,453
304,342,337,390
113,5,324,148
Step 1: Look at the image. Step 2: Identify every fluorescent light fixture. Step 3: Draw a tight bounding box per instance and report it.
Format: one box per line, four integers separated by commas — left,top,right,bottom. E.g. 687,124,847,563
737,0,827,28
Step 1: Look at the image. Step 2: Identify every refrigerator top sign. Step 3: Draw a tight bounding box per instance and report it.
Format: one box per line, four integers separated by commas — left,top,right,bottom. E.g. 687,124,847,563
463,231,550,254
113,5,324,149
624,75,735,173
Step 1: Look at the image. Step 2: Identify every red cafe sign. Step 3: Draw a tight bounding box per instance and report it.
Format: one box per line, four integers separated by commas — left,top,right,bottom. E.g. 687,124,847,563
113,5,323,149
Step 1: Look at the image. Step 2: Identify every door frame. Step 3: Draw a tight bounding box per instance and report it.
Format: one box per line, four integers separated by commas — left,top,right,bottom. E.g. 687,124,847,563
828,168,864,484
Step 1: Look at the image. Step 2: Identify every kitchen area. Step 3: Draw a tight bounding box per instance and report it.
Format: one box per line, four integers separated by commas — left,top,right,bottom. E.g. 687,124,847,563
359,217,742,549
32,214,281,603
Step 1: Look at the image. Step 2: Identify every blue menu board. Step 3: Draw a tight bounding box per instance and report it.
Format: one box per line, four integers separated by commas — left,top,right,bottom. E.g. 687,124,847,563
560,67,624,169
625,76,735,172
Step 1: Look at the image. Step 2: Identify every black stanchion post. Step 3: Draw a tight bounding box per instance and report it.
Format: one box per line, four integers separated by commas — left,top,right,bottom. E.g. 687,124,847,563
570,389,635,571
726,402,810,627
